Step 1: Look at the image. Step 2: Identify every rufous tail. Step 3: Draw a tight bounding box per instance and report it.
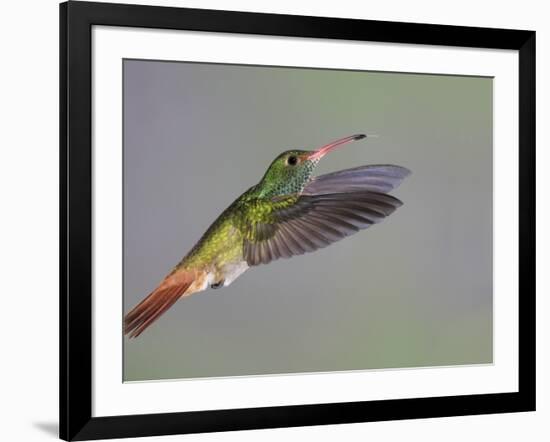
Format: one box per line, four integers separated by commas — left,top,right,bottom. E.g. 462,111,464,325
124,269,200,338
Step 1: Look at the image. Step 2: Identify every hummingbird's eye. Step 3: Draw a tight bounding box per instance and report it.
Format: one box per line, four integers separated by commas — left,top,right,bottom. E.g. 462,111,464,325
287,155,298,166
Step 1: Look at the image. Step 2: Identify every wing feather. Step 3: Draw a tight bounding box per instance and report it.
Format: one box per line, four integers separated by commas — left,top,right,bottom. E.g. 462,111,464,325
242,164,409,266
243,191,406,266
303,165,410,195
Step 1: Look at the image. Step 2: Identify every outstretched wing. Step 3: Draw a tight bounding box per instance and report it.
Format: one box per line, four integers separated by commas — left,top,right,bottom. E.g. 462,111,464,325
303,165,410,195
242,165,410,266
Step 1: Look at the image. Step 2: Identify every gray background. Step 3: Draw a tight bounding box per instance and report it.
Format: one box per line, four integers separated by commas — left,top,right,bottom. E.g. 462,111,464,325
123,59,493,381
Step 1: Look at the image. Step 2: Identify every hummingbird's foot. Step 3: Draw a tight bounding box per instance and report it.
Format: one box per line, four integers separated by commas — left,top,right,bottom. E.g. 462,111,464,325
210,279,225,289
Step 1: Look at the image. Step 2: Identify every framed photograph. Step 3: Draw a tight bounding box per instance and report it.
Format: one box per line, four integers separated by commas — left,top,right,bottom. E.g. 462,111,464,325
60,1,536,440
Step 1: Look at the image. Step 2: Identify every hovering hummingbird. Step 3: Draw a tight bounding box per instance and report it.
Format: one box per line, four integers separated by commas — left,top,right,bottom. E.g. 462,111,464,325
125,134,410,337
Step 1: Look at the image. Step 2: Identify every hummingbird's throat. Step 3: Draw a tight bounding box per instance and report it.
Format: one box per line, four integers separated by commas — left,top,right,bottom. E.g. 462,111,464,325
261,158,319,198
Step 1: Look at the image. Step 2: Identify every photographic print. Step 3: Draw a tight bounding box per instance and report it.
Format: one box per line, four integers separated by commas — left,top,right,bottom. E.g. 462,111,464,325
61,3,535,439
122,59,493,382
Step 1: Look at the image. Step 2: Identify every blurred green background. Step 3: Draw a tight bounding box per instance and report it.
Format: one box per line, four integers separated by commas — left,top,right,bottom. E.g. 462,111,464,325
123,59,493,381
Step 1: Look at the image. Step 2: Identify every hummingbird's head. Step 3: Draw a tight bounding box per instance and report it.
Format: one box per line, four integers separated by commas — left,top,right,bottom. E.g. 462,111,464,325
258,134,367,197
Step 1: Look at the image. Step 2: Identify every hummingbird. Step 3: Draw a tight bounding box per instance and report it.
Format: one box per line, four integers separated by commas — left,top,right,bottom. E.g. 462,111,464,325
125,134,410,337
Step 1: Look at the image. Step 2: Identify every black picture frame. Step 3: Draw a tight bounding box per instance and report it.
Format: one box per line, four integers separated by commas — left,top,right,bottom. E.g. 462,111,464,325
60,1,536,440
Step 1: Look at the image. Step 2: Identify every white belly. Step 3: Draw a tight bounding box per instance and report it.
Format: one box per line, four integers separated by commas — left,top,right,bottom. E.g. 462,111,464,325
186,261,250,296
219,261,249,287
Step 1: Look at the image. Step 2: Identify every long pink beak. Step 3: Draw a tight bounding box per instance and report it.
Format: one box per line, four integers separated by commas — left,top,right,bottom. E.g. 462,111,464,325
307,134,367,160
